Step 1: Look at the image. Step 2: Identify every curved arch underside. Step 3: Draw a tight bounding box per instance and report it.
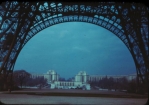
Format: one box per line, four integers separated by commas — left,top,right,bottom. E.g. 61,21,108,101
25,15,129,49
0,2,148,85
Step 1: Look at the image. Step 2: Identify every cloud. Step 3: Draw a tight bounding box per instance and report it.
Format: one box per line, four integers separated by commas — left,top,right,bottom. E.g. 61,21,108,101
72,46,90,53
14,22,136,78
59,30,69,38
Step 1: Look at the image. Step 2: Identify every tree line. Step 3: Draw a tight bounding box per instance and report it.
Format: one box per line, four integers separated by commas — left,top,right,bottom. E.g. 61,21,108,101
13,70,47,89
0,70,47,91
0,70,147,94
88,76,147,94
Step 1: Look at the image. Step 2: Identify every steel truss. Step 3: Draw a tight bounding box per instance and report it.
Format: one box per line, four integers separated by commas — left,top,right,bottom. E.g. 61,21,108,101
0,1,149,102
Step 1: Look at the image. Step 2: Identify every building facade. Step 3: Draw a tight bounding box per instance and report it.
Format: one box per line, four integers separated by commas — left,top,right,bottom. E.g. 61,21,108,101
30,70,137,89
30,73,44,79
41,70,90,89
87,74,137,82
43,70,59,84
75,71,89,83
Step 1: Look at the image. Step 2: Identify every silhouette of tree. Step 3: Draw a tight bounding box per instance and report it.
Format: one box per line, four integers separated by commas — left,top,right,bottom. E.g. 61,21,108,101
13,70,30,88
25,76,47,87
59,77,66,81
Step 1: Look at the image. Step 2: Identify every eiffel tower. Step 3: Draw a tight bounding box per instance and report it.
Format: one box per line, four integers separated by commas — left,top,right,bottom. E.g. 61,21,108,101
0,1,148,104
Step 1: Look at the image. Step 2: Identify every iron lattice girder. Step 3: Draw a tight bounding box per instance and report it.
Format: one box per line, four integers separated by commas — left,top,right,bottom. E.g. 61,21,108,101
0,2,37,74
24,15,128,47
0,2,148,84
115,3,149,82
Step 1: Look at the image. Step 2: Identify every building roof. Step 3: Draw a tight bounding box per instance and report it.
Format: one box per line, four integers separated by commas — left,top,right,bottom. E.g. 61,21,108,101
47,70,57,74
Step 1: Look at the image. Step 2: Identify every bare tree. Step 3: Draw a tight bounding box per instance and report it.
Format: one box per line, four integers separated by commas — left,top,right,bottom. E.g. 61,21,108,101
13,70,30,88
25,76,47,87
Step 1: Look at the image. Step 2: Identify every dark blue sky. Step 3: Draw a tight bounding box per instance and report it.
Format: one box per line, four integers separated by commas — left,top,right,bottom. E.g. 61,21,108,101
14,22,136,79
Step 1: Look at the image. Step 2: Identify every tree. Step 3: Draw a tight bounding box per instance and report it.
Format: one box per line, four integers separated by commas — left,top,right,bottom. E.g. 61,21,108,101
25,76,47,87
13,70,30,88
127,79,137,93
66,77,75,82
59,77,66,81
107,77,115,90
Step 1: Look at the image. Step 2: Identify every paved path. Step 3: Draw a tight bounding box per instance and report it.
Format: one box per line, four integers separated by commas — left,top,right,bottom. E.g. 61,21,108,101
0,89,148,105
0,93,147,105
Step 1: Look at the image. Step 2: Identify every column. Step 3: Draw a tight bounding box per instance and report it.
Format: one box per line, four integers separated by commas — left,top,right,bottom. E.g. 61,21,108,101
56,75,58,81
50,75,52,81
52,74,54,81
84,75,87,83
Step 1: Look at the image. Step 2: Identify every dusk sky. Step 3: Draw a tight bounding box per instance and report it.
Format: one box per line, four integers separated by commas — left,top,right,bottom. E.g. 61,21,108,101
14,22,136,79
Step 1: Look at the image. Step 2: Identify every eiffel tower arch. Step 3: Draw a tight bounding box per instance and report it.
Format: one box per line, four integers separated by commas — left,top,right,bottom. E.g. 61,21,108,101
0,1,149,103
